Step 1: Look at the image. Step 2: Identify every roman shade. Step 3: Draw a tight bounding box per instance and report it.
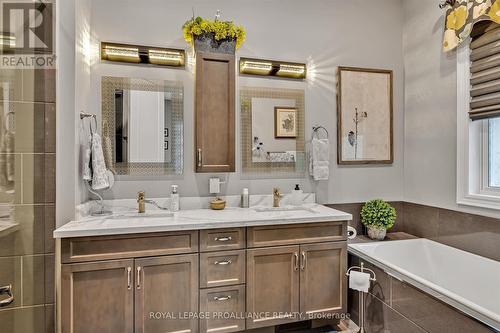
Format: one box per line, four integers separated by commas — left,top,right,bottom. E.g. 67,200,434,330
443,0,500,52
470,24,500,120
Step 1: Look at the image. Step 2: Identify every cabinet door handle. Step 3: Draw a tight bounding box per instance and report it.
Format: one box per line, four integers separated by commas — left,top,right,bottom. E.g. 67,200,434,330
0,285,14,307
214,236,232,242
293,252,299,271
213,295,232,301
197,149,202,167
301,251,306,271
136,266,142,290
214,259,232,265
126,267,132,290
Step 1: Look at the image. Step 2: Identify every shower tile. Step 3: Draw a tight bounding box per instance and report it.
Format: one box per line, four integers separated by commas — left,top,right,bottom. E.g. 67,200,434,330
21,255,45,306
44,104,56,153
0,256,22,309
0,305,46,333
0,70,23,102
0,205,45,256
392,279,492,332
22,69,56,104
403,202,439,238
45,304,54,333
44,254,54,304
44,205,55,254
12,102,46,153
19,154,55,204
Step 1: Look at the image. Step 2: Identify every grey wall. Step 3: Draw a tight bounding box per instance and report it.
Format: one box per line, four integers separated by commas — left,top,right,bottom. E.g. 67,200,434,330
402,0,500,219
78,0,405,204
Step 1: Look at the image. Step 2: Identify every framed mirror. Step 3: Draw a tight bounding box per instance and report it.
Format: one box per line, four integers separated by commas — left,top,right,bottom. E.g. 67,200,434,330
241,87,305,177
101,76,184,176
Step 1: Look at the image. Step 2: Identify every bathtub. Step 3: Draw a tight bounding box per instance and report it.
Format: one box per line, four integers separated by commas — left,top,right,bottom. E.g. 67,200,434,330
348,238,500,330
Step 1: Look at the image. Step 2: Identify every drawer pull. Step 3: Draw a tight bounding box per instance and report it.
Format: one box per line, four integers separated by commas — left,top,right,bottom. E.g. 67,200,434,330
214,236,232,242
301,251,306,271
213,295,232,301
294,252,299,271
214,259,232,265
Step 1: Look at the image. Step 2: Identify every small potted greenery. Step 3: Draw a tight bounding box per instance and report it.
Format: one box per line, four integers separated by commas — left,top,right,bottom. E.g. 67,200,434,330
182,14,246,54
361,199,397,240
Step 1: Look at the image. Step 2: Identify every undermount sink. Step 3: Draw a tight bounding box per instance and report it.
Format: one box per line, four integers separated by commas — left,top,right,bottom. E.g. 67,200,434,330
253,206,316,213
106,211,174,220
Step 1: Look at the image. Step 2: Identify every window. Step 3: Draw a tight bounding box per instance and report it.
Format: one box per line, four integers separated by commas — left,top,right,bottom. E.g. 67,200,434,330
488,117,500,188
457,23,500,210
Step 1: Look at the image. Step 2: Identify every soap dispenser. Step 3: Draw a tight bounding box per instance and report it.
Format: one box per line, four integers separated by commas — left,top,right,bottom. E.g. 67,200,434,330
170,185,180,212
291,184,303,206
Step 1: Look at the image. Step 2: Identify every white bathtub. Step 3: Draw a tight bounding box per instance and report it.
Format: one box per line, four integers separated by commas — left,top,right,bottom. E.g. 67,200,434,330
348,238,500,330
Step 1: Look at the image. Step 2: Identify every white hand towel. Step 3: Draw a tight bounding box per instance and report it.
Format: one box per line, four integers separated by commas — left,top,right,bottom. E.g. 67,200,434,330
349,270,371,293
82,134,92,181
310,138,330,180
91,132,109,190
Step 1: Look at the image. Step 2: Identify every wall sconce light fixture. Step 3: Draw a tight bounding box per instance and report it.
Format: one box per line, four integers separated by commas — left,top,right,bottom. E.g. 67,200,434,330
101,42,185,68
239,57,306,79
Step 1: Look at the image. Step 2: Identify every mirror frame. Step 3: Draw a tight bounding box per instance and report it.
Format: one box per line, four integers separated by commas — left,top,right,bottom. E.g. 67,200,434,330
240,86,306,177
101,76,184,176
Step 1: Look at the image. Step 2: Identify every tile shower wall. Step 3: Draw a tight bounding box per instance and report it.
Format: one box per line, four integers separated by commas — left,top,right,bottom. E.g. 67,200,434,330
0,68,56,332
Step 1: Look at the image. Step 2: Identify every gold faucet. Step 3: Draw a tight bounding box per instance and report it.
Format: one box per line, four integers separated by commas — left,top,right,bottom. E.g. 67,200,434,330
273,188,282,208
137,191,145,213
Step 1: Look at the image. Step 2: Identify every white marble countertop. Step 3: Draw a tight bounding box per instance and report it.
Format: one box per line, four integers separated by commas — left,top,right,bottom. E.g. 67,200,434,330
53,203,352,238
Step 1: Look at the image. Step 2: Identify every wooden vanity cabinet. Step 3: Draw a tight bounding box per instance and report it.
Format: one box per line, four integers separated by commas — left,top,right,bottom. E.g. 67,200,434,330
195,52,235,173
61,259,135,333
135,254,199,333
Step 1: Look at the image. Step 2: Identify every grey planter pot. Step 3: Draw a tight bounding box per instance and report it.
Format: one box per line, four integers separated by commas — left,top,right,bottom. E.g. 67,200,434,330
367,225,387,241
194,33,236,54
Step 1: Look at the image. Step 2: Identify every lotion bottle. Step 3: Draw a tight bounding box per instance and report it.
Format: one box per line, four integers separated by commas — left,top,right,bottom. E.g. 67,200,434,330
291,184,303,206
241,188,250,208
170,185,180,212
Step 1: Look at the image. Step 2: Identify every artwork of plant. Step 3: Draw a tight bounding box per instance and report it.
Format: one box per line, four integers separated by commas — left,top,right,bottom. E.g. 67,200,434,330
182,11,246,49
282,114,295,132
348,107,368,159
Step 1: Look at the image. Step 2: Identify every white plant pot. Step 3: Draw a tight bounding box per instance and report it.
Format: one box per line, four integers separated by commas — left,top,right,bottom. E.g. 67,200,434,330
367,226,387,241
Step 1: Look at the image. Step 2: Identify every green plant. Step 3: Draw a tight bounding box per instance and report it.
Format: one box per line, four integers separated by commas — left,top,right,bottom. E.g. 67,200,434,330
182,16,246,49
361,199,397,230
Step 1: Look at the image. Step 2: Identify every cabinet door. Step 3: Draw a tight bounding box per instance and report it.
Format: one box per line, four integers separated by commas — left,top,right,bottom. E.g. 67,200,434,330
61,259,134,333
299,242,347,317
135,254,199,333
195,52,235,173
246,246,300,329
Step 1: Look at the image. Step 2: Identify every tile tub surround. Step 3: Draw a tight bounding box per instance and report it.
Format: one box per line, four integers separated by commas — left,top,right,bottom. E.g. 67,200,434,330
348,254,494,333
0,69,56,333
328,202,500,262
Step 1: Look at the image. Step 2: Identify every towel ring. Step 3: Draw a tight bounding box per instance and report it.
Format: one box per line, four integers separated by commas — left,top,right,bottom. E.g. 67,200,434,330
312,126,329,139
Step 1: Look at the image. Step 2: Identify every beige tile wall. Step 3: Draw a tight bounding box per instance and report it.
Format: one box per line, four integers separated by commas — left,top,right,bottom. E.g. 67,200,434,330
0,68,56,333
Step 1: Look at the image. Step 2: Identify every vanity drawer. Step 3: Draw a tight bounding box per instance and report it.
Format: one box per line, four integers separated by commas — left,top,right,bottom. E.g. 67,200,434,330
200,250,245,288
247,222,347,248
200,285,246,333
61,231,199,263
200,228,245,252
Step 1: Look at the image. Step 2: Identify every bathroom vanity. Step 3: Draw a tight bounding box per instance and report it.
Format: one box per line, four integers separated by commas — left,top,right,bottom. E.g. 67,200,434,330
54,204,351,333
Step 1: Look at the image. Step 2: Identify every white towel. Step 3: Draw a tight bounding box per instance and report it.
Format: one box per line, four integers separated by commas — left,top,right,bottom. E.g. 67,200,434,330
349,270,371,293
310,138,330,180
91,132,109,190
82,134,92,181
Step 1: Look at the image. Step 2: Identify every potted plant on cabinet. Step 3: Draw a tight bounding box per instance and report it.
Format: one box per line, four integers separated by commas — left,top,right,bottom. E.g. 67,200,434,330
182,13,246,54
361,199,397,240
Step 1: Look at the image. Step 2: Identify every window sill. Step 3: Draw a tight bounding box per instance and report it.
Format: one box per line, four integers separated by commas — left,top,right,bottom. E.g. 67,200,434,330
458,193,500,211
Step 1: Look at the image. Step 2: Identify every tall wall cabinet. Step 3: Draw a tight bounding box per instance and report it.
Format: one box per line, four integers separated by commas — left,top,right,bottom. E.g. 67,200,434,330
195,52,235,172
